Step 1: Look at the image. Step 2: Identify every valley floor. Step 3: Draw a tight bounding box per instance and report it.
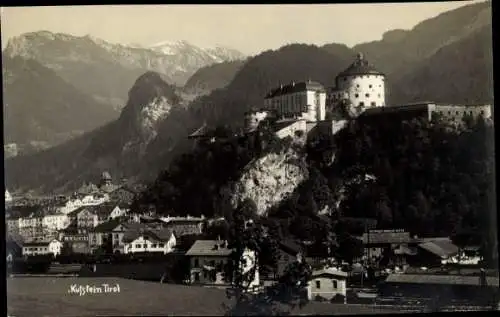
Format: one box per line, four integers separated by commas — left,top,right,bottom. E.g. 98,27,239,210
7,277,404,316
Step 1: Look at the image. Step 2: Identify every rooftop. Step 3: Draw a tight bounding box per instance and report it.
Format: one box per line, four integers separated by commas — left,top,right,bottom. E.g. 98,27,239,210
418,239,459,259
122,228,174,243
385,274,499,287
337,53,384,77
185,240,232,257
264,80,325,99
311,267,348,278
279,239,302,255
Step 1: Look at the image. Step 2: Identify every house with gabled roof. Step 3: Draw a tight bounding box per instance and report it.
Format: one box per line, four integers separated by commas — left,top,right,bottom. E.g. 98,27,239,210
122,228,176,255
307,267,348,302
76,203,125,229
185,239,259,287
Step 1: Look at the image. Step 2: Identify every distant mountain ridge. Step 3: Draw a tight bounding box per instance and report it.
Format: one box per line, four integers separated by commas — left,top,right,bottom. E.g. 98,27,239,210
3,31,246,108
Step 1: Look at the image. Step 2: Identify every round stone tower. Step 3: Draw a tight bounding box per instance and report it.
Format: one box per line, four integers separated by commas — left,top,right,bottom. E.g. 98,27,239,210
335,53,386,112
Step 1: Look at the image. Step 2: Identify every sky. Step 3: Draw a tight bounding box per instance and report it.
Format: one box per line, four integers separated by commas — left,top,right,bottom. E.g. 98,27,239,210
0,2,486,55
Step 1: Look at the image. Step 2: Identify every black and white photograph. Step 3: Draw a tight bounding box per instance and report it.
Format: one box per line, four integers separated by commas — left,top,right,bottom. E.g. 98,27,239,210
2,1,497,316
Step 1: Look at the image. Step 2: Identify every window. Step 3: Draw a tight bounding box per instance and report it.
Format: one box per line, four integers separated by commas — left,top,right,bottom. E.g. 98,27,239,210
359,102,365,107
369,84,372,88
151,244,157,248
316,280,321,289
480,110,485,115
355,93,359,98
366,93,370,98
194,258,199,267
135,244,141,248
159,243,165,248
456,111,459,115
356,84,360,88
333,280,338,289
143,244,147,248
371,102,376,107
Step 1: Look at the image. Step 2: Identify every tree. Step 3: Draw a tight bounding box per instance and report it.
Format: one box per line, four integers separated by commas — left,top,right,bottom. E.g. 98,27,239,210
335,233,364,265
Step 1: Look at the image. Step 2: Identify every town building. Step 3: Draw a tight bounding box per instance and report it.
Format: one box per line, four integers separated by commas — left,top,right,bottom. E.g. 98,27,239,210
60,227,90,254
160,215,205,237
6,216,20,234
186,239,259,287
56,192,110,215
76,204,124,229
123,228,176,254
413,238,459,267
358,229,415,268
22,239,63,257
5,189,13,203
42,213,71,231
306,267,348,302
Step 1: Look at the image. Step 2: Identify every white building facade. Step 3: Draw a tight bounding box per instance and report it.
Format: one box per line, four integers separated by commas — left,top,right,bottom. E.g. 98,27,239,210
22,239,63,256
263,80,327,123
330,53,386,113
307,267,348,302
57,193,110,214
42,213,71,231
123,233,176,254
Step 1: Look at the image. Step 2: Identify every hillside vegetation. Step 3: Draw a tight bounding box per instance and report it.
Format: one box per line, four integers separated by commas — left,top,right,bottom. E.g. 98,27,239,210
135,114,495,262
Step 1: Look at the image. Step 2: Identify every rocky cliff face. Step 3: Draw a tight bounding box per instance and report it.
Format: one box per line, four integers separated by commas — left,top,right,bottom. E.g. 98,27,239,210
230,148,309,216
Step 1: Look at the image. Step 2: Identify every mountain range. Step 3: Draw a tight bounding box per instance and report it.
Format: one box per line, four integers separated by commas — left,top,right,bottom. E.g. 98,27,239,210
2,33,246,155
3,32,246,105
4,1,494,194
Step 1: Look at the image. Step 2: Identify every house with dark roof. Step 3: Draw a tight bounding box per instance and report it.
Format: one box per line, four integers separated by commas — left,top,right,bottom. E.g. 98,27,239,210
122,228,176,255
357,229,414,267
415,238,459,266
185,239,259,287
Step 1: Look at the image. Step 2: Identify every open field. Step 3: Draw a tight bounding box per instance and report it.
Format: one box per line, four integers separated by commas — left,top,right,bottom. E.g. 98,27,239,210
7,277,406,316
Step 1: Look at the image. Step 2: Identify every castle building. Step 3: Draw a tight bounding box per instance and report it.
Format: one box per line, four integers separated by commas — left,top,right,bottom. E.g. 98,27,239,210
329,52,386,112
263,80,327,122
